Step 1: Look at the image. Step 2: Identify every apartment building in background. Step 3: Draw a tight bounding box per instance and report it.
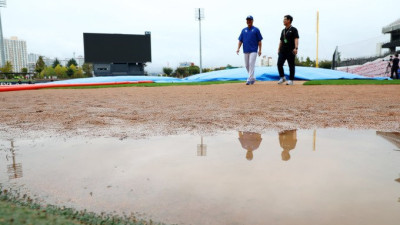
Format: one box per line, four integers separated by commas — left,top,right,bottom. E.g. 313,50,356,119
3,36,28,72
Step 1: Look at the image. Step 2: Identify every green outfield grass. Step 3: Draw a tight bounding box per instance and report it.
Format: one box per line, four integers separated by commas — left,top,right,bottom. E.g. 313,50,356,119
0,79,36,84
0,79,24,83
303,79,400,85
47,81,243,89
0,201,83,225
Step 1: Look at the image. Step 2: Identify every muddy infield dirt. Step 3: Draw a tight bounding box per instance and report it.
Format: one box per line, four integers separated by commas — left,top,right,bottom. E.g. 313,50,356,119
0,82,399,139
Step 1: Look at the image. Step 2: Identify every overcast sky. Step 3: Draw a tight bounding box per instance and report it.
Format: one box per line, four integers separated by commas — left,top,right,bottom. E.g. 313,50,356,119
2,0,397,72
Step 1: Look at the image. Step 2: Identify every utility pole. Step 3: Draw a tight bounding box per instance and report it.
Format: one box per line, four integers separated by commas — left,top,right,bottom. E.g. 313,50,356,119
195,8,204,74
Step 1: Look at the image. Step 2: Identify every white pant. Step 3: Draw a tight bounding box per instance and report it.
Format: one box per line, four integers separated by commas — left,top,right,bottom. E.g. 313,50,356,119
244,53,257,82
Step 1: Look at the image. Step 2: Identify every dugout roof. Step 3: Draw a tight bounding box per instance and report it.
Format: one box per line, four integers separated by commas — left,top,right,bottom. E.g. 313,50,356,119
382,18,400,34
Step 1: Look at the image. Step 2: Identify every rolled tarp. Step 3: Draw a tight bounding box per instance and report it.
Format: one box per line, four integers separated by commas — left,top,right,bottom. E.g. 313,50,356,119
0,81,153,92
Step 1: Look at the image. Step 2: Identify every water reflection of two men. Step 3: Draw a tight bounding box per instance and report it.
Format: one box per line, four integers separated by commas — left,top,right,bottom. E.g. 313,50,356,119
238,130,298,161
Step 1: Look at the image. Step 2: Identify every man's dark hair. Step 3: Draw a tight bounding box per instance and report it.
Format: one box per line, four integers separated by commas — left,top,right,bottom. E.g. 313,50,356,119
396,54,399,57
285,15,293,23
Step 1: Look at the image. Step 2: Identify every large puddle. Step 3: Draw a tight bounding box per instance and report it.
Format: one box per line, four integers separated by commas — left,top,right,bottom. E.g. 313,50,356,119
1,129,400,225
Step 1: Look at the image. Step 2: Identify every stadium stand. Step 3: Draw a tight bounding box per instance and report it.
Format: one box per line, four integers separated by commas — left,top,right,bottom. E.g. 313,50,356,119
337,56,391,78
334,19,400,78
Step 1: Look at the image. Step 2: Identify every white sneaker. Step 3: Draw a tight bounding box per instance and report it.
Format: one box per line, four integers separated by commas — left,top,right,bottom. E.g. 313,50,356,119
286,80,294,85
278,77,286,84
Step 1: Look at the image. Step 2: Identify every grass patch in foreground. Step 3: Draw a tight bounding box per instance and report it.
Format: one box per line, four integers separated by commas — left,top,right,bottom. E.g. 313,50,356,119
303,79,400,85
0,187,161,225
48,81,243,89
0,201,83,225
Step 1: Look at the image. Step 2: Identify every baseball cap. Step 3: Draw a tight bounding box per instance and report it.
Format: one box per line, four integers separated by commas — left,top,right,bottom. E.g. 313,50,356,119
246,15,253,20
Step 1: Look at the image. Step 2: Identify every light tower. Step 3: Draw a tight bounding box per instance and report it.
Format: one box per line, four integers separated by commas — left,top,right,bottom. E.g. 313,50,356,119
0,1,6,67
316,11,320,68
197,136,207,156
195,8,204,74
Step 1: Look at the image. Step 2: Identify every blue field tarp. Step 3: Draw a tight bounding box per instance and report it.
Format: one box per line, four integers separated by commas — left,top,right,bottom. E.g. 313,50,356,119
52,75,183,84
52,66,389,84
183,66,389,82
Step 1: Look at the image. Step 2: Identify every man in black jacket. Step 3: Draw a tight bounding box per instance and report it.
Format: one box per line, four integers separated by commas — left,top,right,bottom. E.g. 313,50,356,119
391,54,399,79
277,15,299,85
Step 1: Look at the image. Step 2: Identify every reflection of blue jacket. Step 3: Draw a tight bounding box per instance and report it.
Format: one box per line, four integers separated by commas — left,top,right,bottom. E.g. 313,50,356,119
238,26,263,53
238,132,262,151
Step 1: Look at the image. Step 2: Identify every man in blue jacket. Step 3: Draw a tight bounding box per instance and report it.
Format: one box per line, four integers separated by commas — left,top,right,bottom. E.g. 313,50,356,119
237,15,263,85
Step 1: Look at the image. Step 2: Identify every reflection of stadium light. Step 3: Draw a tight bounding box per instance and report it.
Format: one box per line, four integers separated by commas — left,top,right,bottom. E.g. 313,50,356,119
6,140,23,180
0,1,6,67
197,136,207,157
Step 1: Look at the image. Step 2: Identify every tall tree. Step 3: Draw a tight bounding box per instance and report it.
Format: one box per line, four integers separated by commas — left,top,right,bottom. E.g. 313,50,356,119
82,63,93,77
188,65,200,75
73,68,84,78
305,57,315,67
1,61,13,79
66,65,77,77
175,67,188,78
40,66,56,79
2,61,13,73
55,64,67,78
67,58,78,67
295,56,301,66
35,56,46,74
163,67,173,76
21,68,28,73
319,60,332,69
52,58,61,68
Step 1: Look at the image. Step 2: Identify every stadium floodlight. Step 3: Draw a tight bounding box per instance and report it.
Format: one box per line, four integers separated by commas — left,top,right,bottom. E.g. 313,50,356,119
0,0,6,67
195,8,204,74
316,11,319,68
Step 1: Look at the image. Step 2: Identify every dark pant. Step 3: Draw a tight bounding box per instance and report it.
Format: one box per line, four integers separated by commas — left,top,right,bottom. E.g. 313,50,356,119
391,66,399,79
278,51,296,80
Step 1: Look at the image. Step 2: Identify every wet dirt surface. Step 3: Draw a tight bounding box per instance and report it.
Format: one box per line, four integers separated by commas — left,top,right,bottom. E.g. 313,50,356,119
1,129,400,225
0,82,399,140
